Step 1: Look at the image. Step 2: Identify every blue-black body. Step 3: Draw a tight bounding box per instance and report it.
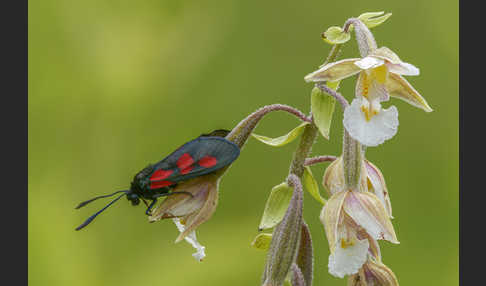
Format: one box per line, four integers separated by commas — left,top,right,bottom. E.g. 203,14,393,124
75,129,239,231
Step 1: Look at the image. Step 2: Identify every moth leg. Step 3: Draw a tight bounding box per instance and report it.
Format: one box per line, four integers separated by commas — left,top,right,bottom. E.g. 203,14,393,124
140,197,149,208
145,199,157,216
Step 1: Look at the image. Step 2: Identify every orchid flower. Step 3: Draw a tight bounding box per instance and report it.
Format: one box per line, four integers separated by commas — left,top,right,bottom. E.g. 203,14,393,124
149,174,220,261
305,46,432,146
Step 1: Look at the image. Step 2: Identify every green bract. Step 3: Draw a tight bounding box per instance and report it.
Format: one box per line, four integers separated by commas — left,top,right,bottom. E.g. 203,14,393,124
303,166,326,205
358,11,392,29
258,182,293,230
251,233,273,251
252,122,310,147
322,12,391,45
311,86,336,140
322,26,351,44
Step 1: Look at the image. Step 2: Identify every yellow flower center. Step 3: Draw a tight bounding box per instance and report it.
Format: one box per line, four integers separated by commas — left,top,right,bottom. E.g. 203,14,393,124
360,65,388,121
371,64,388,84
361,104,373,121
340,238,355,249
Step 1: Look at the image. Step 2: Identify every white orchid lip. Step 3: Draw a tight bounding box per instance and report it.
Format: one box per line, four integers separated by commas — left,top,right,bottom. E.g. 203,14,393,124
343,98,399,147
173,218,206,262
328,236,369,278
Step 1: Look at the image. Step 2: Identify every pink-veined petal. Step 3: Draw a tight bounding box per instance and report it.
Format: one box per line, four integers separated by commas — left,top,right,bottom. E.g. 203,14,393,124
343,191,399,244
320,190,348,252
148,177,213,221
322,157,345,196
363,259,399,286
175,179,219,242
365,160,393,218
355,72,390,102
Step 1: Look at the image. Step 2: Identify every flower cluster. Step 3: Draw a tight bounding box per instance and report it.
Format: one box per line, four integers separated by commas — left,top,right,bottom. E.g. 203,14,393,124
144,12,430,286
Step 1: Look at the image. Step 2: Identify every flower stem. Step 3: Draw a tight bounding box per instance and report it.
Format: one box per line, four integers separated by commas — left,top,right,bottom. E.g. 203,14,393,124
303,155,337,166
288,30,346,178
315,82,349,110
288,123,319,178
342,129,363,190
343,18,377,57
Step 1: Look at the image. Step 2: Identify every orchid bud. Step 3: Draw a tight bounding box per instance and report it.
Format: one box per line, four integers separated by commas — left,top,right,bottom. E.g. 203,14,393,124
262,174,304,286
348,259,399,286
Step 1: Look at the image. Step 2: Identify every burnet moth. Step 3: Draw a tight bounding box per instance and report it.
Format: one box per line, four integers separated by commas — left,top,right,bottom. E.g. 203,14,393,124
75,129,239,231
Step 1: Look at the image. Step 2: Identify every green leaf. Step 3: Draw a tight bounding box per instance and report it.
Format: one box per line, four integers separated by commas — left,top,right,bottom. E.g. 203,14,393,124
252,122,310,147
358,11,392,29
311,86,336,140
251,233,273,251
258,182,293,230
326,80,340,91
303,166,326,205
322,26,351,45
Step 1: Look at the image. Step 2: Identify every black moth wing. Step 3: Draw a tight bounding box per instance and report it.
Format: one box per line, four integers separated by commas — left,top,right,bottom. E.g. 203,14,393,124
150,137,240,184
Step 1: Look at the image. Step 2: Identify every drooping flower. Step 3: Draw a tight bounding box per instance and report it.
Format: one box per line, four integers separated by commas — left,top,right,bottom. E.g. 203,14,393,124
323,156,393,219
348,258,399,286
320,189,398,278
149,173,220,261
364,159,392,218
305,46,432,146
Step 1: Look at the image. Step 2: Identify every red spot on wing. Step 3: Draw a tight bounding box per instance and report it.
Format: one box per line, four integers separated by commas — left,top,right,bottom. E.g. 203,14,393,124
177,153,194,170
198,156,218,168
150,180,174,189
180,166,194,175
150,169,174,181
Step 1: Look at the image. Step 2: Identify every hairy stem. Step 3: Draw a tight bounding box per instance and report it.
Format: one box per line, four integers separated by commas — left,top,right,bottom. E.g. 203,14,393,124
315,82,349,110
343,18,377,57
304,155,337,166
342,129,362,190
289,123,319,178
288,29,346,178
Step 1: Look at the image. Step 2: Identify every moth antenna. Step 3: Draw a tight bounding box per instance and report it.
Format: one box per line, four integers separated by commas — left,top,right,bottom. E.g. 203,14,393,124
75,193,127,231
75,190,129,209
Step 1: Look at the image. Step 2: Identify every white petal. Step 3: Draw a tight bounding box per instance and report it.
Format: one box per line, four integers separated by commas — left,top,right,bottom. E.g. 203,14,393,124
343,99,399,147
354,56,385,70
387,62,420,76
173,218,206,261
328,238,369,278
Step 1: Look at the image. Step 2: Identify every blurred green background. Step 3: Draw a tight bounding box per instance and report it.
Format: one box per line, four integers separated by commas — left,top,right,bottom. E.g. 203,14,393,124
28,0,458,285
